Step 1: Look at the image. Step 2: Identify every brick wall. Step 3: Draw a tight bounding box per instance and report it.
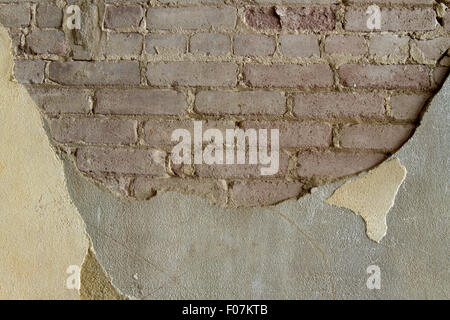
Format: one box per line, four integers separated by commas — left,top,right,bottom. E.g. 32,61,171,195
1,0,449,207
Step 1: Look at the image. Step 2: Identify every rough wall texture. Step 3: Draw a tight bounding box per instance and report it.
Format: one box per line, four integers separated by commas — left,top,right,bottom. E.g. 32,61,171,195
1,0,449,207
0,27,89,299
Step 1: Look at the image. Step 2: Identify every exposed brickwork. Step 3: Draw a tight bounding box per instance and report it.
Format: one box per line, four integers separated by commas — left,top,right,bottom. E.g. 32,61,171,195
338,65,430,89
1,0,448,207
345,8,436,32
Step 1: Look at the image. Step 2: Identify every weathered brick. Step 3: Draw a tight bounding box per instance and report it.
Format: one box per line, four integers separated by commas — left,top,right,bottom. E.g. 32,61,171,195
133,177,227,205
278,35,320,58
234,34,275,57
244,6,281,31
338,64,430,89
275,6,336,31
241,121,332,148
340,124,415,150
27,88,92,114
36,4,63,28
190,33,230,56
90,174,132,198
297,151,386,178
348,0,432,3
369,35,410,59
49,61,140,85
77,147,166,175
433,67,449,86
7,30,23,55
147,7,237,30
345,8,436,32
0,4,30,27
231,180,304,207
14,60,45,84
255,0,339,3
195,90,285,115
414,38,450,61
104,5,143,29
96,89,186,115
143,120,236,148
26,30,67,55
445,12,450,31
195,152,289,178
48,118,138,144
325,35,367,56
293,93,385,119
245,6,336,31
390,94,431,121
105,32,142,57
243,64,334,88
145,34,187,54
146,62,238,87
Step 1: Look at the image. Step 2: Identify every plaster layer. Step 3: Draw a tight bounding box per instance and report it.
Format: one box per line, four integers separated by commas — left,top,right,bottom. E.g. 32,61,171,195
0,26,89,299
326,158,407,243
63,74,450,299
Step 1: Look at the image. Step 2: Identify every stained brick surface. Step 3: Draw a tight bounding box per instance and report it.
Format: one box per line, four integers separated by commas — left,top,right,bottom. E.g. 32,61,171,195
1,0,448,207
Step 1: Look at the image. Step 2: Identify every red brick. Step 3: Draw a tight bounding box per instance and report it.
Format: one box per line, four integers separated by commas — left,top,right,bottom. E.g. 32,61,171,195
77,147,166,175
339,64,430,89
145,34,187,55
36,4,62,28
195,90,285,115
0,4,30,27
96,89,186,115
14,60,45,84
348,0,433,3
146,62,238,87
368,35,410,59
241,121,332,148
104,5,143,29
345,8,436,32
445,12,450,31
231,180,304,207
294,93,385,119
325,35,367,56
414,38,450,61
390,94,431,121
105,32,143,58
143,120,236,149
49,61,140,85
48,118,137,144
147,7,236,30
234,34,275,57
27,88,92,114
133,177,227,204
278,35,320,58
26,30,67,55
297,151,386,178
195,152,289,178
433,67,449,86
340,124,415,150
243,64,334,88
190,33,230,56
244,6,281,31
244,6,335,31
90,174,132,198
276,7,336,31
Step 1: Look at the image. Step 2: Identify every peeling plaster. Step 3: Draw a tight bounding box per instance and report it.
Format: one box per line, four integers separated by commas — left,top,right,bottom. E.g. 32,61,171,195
326,159,407,243
0,21,449,299
80,248,126,300
0,26,89,299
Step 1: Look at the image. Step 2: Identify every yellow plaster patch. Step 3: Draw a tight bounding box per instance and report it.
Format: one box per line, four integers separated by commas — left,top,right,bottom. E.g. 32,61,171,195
80,248,126,300
326,158,407,243
0,26,89,299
